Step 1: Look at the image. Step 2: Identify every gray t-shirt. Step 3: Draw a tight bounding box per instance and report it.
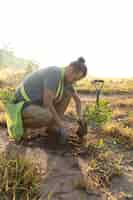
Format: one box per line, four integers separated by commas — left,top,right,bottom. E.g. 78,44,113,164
15,66,74,105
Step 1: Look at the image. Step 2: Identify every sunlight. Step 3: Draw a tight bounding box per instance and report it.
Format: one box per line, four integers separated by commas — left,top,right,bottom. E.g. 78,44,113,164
0,0,133,77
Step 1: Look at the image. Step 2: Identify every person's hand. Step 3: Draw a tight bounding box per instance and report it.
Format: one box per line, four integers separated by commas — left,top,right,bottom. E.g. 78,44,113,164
59,120,69,130
76,117,88,138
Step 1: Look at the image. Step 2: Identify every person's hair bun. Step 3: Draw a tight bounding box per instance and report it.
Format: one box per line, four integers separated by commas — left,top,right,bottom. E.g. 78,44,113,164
77,57,86,64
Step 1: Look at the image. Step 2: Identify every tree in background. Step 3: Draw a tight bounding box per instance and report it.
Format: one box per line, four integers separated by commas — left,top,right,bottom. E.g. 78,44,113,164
0,46,38,71
25,61,39,74
0,45,39,85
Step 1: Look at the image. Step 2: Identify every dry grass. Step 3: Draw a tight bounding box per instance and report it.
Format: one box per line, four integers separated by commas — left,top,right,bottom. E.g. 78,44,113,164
76,132,123,192
111,98,133,108
76,78,133,94
83,133,107,157
123,117,133,127
112,108,127,120
0,68,26,87
0,152,42,200
0,100,5,112
101,122,133,148
75,149,123,193
86,151,122,190
0,112,6,124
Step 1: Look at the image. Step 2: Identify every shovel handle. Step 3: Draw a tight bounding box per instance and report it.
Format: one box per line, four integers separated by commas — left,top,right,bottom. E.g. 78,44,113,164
91,80,104,90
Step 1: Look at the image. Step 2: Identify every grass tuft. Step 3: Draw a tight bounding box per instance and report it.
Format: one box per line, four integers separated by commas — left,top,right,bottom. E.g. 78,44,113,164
0,152,42,200
86,151,122,190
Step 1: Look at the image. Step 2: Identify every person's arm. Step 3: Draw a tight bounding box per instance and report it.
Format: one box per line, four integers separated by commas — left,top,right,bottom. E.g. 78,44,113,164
43,69,65,127
43,88,63,127
71,89,82,119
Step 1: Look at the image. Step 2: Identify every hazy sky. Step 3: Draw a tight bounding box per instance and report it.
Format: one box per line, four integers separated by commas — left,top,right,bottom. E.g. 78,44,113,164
0,0,133,77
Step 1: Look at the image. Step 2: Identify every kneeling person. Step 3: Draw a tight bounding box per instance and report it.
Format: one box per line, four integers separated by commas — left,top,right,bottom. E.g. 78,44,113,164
15,57,87,142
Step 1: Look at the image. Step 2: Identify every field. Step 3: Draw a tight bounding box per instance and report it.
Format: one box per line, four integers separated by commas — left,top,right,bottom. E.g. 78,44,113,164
1,71,133,199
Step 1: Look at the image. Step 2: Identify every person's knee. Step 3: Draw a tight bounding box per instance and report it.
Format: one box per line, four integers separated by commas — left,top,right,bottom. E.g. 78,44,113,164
23,108,53,128
23,105,53,125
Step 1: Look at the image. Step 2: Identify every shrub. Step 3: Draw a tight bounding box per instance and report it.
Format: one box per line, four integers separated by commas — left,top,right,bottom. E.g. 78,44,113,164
84,100,112,127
